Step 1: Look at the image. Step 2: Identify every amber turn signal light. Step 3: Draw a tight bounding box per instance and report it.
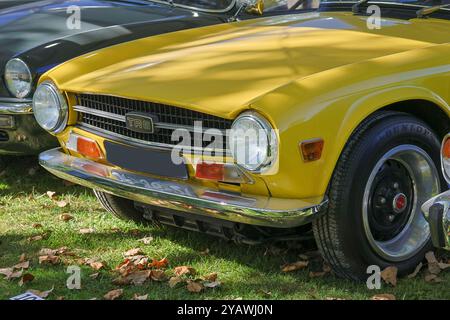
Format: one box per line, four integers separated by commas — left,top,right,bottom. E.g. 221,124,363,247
443,136,450,159
300,138,324,162
66,133,104,160
195,162,225,181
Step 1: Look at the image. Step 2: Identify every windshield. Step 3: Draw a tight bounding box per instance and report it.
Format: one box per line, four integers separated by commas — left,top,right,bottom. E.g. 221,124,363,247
321,0,450,6
156,0,235,12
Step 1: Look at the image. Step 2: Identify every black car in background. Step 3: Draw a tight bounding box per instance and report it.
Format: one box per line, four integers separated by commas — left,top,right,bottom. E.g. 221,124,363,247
0,0,315,162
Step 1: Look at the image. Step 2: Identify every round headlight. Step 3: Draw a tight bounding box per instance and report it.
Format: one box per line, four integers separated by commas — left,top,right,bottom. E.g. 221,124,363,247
4,58,33,99
228,112,277,172
33,81,68,133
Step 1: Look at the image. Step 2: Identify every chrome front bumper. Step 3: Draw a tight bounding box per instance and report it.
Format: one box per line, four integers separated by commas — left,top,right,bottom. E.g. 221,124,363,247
0,99,33,114
422,190,450,250
39,148,328,228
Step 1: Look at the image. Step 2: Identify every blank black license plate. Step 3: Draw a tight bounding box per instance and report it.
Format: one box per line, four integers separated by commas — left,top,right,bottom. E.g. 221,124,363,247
104,141,188,179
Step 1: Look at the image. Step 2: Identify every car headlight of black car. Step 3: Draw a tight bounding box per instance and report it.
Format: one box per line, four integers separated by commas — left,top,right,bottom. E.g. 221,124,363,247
33,81,68,133
4,58,33,99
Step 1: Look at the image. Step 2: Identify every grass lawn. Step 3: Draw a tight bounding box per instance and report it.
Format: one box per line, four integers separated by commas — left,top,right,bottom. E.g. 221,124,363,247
0,156,449,300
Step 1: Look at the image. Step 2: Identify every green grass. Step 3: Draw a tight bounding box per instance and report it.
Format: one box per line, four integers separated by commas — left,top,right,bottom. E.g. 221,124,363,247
0,156,448,300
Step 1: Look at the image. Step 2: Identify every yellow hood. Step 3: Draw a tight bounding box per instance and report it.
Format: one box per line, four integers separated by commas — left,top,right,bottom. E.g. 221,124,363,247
45,11,450,119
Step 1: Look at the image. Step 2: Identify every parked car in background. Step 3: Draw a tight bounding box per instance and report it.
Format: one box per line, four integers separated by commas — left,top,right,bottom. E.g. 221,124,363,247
36,0,449,280
0,0,316,165
422,134,450,251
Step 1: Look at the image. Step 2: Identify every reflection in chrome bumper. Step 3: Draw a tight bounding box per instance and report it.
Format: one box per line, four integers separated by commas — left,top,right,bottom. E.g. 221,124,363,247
0,99,33,114
39,148,328,228
422,190,450,250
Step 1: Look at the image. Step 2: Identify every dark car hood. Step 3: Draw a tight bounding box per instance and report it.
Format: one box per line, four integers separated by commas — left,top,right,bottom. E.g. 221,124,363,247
0,0,226,97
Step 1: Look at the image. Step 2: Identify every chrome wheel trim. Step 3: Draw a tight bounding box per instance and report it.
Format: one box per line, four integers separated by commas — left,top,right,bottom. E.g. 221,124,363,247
362,145,440,262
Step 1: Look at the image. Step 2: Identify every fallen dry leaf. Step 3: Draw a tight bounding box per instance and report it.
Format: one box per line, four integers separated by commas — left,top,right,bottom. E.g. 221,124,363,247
6,270,23,280
28,233,48,242
174,266,196,277
137,236,153,245
169,276,184,288
19,273,34,286
79,228,95,234
56,200,68,208
104,289,123,300
126,270,152,286
46,191,56,199
203,272,218,282
371,294,396,300
150,270,167,281
39,255,60,265
60,214,74,222
28,287,53,299
381,266,398,287
203,281,221,289
424,273,444,283
19,253,26,263
32,223,43,229
89,273,100,279
13,260,30,270
39,247,72,256
124,248,144,257
149,258,169,269
407,262,423,279
281,260,309,272
186,280,204,293
133,294,148,300
425,251,441,275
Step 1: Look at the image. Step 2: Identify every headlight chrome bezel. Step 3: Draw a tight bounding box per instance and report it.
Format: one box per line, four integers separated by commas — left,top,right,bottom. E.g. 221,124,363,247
229,111,278,173
442,134,450,184
4,58,33,99
32,80,69,134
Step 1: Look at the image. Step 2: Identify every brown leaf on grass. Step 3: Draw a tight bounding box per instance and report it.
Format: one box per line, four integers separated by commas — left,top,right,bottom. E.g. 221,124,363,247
32,223,43,229
0,268,14,279
174,266,197,277
39,255,60,265
79,228,95,234
127,270,152,286
133,294,148,300
203,281,221,289
371,294,396,301
425,251,441,275
381,266,398,287
407,262,423,279
186,280,204,293
150,270,167,281
13,260,30,270
438,262,450,270
137,236,153,245
424,273,444,283
56,200,68,208
28,287,53,299
169,276,184,288
90,273,100,279
19,273,34,286
6,270,23,280
46,191,56,199
19,253,26,263
28,233,48,242
60,214,74,222
281,260,309,272
124,248,144,257
39,247,72,256
199,248,210,256
203,272,218,282
104,289,123,300
148,258,169,269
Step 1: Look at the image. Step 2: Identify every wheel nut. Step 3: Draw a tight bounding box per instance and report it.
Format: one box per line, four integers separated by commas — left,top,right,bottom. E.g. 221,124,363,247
388,215,395,222
379,197,387,204
393,182,399,189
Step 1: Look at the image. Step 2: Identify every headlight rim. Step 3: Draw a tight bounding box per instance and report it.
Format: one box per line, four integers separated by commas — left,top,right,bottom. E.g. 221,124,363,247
32,80,68,134
229,111,278,173
442,133,450,184
4,58,33,99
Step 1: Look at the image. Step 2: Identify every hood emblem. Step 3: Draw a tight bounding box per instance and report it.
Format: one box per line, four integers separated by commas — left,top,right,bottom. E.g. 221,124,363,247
125,112,157,134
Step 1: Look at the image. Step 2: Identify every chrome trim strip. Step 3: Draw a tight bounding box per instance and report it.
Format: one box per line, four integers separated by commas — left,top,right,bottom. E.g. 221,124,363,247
77,123,232,156
0,100,33,114
74,105,229,134
148,0,236,14
39,148,328,228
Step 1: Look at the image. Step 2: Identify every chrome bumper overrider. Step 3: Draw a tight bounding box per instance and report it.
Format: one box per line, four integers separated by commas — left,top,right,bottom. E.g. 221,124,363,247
422,190,450,250
39,148,328,228
0,99,33,114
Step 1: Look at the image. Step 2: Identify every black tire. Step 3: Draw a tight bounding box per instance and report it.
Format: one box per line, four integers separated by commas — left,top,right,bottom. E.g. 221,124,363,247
94,190,147,223
313,111,444,281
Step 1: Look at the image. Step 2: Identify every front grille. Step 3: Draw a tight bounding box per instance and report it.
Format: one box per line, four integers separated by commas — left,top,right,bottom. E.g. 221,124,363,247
75,94,233,152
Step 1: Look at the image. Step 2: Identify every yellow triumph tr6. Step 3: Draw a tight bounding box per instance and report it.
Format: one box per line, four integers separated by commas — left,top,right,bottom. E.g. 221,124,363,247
34,0,450,280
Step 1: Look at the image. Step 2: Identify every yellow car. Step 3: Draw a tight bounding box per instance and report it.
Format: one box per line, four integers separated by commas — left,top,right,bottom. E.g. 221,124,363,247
34,0,450,280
